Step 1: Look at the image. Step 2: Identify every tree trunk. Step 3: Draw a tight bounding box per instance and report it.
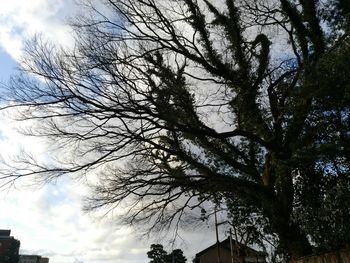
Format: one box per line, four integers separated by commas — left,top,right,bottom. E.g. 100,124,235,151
274,218,313,261
288,226,312,260
265,157,313,260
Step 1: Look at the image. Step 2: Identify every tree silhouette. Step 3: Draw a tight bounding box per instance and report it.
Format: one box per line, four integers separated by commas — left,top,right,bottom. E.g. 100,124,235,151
147,244,186,263
2,0,350,259
167,249,187,263
147,244,168,263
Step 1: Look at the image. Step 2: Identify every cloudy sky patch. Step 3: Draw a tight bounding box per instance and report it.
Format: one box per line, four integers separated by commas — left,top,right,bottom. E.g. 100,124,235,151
0,0,74,60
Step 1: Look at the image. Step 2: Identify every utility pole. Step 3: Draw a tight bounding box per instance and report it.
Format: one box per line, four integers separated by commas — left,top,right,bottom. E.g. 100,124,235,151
229,229,234,263
214,208,221,263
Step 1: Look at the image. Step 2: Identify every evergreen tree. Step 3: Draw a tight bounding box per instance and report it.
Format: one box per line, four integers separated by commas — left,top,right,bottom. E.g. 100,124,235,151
147,245,186,263
166,249,187,263
147,244,167,263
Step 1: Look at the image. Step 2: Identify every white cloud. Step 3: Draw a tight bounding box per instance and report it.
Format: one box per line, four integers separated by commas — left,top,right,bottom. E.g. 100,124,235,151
0,175,151,263
0,0,74,60
0,117,214,263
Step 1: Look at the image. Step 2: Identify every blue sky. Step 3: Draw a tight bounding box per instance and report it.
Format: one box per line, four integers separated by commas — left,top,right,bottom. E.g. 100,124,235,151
0,49,17,81
0,1,218,262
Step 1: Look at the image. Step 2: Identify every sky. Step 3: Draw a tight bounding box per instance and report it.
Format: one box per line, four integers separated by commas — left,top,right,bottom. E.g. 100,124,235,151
0,1,219,262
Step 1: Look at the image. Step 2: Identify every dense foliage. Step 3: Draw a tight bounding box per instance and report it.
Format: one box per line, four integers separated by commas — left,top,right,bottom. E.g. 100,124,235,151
147,244,186,263
3,0,350,259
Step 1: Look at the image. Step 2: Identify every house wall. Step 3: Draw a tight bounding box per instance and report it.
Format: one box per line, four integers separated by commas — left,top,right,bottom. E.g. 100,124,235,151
19,255,41,263
0,239,14,255
293,250,350,263
39,257,50,263
0,237,20,258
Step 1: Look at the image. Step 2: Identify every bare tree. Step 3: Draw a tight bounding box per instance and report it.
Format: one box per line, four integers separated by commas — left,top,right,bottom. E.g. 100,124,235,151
2,0,350,260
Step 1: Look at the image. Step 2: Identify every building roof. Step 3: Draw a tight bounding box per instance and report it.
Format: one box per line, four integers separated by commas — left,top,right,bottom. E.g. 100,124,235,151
0,230,11,237
195,237,267,258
